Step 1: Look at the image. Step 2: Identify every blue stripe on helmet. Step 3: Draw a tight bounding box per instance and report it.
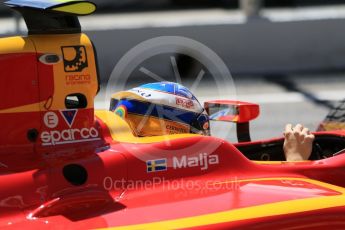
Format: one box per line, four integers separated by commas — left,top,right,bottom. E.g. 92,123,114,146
139,82,197,100
140,82,175,94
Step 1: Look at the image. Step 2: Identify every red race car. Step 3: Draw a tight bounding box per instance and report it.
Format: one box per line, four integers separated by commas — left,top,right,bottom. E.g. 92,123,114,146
1,0,345,229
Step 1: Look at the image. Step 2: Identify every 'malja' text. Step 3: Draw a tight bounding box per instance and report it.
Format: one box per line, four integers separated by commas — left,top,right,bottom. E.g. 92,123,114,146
173,153,219,171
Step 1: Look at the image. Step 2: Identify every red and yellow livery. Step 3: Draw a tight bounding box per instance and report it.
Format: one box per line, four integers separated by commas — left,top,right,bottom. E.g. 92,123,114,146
1,1,345,229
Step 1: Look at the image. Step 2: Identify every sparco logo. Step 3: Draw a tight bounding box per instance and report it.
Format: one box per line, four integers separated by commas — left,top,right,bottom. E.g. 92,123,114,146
173,153,219,171
41,111,100,146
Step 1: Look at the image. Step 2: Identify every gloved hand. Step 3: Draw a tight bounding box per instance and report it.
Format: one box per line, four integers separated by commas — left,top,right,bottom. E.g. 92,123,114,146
283,124,315,161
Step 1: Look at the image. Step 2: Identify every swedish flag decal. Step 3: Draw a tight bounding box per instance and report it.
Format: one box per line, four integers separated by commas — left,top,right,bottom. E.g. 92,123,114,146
146,159,167,173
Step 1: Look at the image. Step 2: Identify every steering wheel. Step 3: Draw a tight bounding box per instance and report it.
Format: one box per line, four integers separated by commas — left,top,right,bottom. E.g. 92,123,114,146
309,142,323,160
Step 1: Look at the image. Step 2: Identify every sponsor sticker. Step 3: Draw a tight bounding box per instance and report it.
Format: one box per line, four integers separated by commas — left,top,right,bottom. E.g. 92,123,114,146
165,124,189,134
114,105,127,119
43,112,59,129
65,74,91,86
41,111,100,146
61,46,88,72
130,88,152,98
176,98,194,109
40,127,100,146
60,109,78,128
203,122,209,130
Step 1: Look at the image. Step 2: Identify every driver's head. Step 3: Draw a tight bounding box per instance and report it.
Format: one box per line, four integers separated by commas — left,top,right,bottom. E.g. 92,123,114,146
110,82,210,137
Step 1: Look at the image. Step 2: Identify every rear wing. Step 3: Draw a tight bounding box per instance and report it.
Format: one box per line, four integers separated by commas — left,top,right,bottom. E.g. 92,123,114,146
5,0,96,15
5,0,96,34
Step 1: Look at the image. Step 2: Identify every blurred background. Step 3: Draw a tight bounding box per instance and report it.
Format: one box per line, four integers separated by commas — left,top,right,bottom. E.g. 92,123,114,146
1,0,345,141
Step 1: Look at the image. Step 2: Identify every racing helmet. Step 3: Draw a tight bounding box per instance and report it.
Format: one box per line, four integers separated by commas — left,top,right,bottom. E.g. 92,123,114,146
110,82,210,137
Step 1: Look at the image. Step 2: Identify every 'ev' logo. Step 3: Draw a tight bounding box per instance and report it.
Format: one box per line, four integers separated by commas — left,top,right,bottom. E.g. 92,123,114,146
61,46,88,72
